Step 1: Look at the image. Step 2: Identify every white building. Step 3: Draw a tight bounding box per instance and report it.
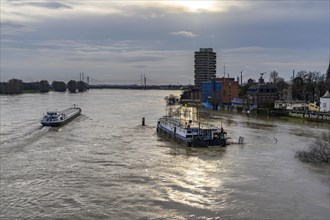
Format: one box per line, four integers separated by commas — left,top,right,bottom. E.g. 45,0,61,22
194,48,216,88
320,91,330,112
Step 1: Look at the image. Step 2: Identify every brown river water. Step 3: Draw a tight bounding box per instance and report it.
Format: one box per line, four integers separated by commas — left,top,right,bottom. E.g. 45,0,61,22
0,89,329,219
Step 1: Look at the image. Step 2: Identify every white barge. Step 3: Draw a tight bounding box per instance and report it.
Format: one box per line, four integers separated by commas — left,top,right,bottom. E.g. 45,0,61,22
41,106,81,127
157,116,227,147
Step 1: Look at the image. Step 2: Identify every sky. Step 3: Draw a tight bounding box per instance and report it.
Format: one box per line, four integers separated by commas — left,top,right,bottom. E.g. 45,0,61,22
1,0,329,84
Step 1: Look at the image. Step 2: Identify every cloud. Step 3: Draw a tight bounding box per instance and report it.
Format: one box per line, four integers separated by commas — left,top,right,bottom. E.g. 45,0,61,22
170,31,198,38
9,1,72,9
1,21,25,28
1,0,329,83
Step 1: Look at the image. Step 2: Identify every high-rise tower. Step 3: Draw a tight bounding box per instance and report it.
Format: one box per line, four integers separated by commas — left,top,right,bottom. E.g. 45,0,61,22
194,48,216,88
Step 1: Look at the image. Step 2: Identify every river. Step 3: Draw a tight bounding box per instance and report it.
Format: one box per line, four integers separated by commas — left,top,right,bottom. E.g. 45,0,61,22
0,89,329,219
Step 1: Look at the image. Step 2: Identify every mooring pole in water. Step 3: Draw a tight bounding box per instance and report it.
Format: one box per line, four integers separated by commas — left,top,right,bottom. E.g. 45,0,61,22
238,136,244,144
142,117,145,126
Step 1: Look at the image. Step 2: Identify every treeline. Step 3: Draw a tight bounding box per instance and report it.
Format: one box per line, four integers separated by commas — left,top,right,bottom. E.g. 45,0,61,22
240,65,330,103
0,79,89,95
291,70,330,102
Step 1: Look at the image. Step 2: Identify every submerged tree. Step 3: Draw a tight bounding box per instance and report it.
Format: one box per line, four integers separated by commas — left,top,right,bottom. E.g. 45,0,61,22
295,132,330,163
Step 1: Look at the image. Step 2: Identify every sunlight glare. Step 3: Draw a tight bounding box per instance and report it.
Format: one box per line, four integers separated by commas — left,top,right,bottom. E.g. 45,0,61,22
177,0,214,12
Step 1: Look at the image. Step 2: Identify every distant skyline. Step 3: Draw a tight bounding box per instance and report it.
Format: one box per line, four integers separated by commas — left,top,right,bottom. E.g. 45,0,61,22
1,0,329,84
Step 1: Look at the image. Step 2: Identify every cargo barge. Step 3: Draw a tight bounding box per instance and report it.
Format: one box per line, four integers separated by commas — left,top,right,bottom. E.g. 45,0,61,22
41,105,81,127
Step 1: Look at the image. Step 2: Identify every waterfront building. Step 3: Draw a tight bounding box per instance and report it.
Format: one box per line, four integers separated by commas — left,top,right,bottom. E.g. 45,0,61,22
320,91,330,112
216,77,239,106
200,79,222,110
231,98,245,109
247,84,278,108
194,48,216,88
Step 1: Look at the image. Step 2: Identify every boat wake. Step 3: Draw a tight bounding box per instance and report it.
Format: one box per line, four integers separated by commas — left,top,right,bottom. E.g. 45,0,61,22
0,121,49,152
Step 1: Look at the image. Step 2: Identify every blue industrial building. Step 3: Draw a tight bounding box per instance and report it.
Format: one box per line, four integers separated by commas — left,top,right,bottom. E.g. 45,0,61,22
200,79,222,110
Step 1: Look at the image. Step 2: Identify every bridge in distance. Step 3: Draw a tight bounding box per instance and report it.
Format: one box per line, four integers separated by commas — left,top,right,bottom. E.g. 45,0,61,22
87,75,190,90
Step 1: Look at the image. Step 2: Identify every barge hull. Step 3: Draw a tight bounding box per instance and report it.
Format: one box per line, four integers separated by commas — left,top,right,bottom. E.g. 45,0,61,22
41,111,80,127
157,124,226,147
41,108,81,127
157,125,191,146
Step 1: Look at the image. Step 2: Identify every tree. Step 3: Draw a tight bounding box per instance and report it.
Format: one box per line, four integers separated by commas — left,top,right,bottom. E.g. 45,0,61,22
52,81,66,92
0,79,22,94
326,61,330,91
269,71,279,85
39,80,50,93
275,78,289,100
23,82,39,91
0,82,7,94
6,79,23,94
292,76,304,100
209,92,221,110
247,78,255,85
67,80,77,93
77,81,88,92
291,70,325,102
304,71,317,102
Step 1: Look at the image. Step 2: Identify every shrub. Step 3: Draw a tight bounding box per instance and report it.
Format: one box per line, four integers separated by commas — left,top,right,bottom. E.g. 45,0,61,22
295,132,330,163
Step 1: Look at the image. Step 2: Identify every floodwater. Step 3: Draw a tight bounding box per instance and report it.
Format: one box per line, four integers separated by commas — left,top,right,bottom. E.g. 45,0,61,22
0,90,329,219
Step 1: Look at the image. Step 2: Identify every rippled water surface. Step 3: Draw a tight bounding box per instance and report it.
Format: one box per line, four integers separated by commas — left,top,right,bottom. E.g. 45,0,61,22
1,90,329,219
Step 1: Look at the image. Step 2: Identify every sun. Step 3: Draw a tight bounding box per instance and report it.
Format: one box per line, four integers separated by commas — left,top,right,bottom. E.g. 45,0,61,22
177,0,214,12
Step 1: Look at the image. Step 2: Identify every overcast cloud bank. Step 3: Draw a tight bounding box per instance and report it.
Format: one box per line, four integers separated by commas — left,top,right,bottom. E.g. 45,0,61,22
1,0,329,84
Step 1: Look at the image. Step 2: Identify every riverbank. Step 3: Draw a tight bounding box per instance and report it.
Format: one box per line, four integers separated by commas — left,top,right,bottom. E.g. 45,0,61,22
197,107,330,125
266,109,330,123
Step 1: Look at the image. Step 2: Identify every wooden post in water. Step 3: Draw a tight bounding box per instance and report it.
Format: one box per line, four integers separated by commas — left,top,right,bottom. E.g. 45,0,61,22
142,117,145,126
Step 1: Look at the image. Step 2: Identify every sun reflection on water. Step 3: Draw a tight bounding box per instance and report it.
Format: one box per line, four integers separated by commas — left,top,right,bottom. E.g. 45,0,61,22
157,153,229,211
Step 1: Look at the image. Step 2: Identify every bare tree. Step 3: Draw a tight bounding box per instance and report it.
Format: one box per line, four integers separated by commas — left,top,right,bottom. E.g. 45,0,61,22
326,61,330,91
296,132,330,163
269,71,279,85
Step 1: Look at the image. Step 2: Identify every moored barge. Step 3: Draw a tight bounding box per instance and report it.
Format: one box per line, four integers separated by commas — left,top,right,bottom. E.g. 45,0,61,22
157,116,227,147
41,105,81,127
